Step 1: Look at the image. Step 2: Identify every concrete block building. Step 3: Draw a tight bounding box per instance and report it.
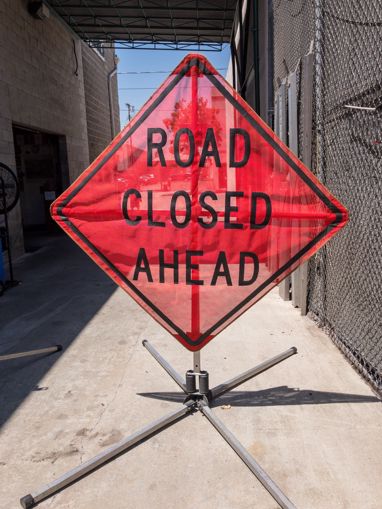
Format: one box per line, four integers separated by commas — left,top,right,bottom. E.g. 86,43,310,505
0,0,120,258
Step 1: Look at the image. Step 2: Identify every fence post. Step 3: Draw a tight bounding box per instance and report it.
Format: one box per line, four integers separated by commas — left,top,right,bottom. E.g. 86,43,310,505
275,80,291,301
299,49,314,315
288,69,300,308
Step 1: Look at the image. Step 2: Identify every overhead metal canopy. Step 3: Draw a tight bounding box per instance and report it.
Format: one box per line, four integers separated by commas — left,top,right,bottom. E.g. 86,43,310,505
45,0,238,51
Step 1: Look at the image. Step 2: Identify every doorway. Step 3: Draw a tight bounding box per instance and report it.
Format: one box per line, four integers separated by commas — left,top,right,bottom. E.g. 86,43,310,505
12,125,69,240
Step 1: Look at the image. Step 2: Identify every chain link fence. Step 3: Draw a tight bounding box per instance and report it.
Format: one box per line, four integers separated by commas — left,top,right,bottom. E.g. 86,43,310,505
273,0,382,393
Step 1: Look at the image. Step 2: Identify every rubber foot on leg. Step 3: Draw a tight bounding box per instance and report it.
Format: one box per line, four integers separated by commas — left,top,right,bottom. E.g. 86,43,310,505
20,494,35,509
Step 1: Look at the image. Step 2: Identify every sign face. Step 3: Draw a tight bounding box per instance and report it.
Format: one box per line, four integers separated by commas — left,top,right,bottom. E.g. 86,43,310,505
51,54,348,351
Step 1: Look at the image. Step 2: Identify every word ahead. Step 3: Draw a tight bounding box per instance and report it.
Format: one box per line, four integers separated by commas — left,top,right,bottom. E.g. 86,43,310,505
51,54,348,351
132,249,259,287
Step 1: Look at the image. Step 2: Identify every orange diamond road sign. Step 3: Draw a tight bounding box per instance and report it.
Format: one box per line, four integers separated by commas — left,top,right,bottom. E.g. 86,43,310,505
51,54,348,351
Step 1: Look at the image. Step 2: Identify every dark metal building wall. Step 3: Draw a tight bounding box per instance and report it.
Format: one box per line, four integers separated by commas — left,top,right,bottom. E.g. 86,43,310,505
272,0,382,393
231,0,273,125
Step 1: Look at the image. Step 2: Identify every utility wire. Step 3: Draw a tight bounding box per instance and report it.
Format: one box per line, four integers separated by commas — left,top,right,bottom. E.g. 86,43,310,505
117,68,227,74
120,87,160,90
119,85,219,90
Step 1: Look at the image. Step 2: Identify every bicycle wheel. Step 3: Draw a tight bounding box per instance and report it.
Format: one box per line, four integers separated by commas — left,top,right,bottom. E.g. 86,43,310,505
0,162,20,214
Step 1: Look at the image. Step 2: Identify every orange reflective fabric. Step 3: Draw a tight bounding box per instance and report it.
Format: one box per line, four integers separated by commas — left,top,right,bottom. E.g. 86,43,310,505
51,54,348,351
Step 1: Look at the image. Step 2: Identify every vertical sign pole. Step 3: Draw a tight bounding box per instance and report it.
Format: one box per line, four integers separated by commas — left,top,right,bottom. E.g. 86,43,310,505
193,351,201,373
190,64,201,342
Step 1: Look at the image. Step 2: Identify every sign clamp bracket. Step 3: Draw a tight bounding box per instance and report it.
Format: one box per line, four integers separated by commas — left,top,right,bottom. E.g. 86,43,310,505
20,340,298,509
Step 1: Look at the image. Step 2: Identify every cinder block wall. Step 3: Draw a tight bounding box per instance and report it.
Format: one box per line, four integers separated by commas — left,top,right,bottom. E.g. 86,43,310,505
82,45,120,163
0,0,89,257
0,0,120,259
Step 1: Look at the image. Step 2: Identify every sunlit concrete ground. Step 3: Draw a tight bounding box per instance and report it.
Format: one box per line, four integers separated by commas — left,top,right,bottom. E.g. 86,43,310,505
0,234,381,509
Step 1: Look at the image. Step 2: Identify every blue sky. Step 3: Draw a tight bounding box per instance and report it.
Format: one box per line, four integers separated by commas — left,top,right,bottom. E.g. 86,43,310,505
116,45,231,127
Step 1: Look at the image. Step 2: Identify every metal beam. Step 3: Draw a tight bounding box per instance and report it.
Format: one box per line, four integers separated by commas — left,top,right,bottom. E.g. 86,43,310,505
70,24,231,32
50,5,236,14
58,14,232,22
46,1,237,46
106,41,224,50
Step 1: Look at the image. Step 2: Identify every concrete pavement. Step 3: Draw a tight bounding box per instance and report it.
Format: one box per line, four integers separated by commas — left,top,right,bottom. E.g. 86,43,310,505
0,234,381,509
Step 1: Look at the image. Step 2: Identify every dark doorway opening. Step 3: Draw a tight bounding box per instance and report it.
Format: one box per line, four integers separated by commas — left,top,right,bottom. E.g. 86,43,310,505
12,125,69,248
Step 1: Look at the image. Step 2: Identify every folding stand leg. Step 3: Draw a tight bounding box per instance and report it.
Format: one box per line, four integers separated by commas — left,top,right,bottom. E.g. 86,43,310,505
142,339,187,392
0,345,62,362
199,402,297,509
20,403,195,509
210,347,297,400
20,343,298,509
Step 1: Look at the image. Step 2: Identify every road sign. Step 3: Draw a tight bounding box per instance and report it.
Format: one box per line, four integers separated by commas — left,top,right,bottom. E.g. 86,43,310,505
51,54,348,351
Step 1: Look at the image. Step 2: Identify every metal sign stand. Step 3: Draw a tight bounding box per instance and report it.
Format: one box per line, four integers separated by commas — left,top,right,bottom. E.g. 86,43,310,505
21,341,298,509
34,54,347,509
